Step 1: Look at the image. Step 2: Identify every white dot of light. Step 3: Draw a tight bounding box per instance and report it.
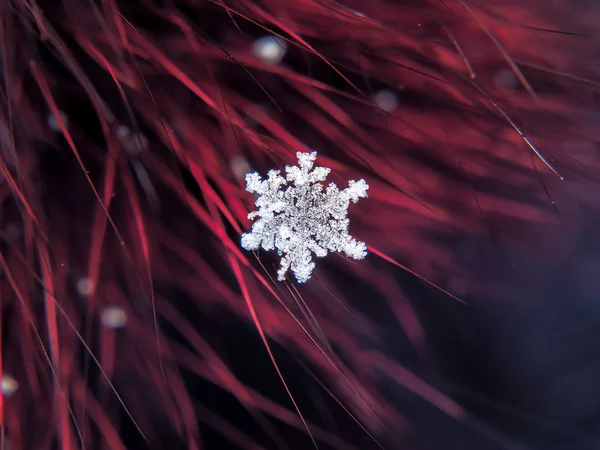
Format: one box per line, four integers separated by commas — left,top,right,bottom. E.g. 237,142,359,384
252,35,288,65
493,68,518,91
100,306,128,329
116,125,130,139
373,89,399,112
47,110,68,132
117,125,149,155
1,374,18,397
76,277,95,296
230,155,253,180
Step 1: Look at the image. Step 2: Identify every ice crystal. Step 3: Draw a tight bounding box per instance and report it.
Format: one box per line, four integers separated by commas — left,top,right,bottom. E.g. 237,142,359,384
241,151,369,283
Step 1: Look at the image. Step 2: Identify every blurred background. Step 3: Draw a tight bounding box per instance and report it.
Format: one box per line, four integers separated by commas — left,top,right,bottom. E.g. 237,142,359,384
1,0,599,448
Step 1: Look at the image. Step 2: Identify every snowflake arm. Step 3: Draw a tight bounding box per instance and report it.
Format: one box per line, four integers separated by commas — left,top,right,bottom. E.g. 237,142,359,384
241,151,369,283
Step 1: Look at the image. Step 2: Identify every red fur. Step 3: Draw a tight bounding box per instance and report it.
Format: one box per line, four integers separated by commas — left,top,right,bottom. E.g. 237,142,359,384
0,0,598,448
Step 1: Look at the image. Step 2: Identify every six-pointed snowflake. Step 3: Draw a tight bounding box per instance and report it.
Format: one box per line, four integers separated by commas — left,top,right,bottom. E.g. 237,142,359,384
241,151,369,283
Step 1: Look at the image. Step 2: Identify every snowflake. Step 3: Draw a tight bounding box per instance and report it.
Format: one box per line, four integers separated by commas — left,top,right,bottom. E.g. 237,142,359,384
241,151,369,283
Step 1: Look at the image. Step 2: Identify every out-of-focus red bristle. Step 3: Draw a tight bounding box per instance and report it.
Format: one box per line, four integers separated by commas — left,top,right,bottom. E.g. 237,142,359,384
1,0,599,448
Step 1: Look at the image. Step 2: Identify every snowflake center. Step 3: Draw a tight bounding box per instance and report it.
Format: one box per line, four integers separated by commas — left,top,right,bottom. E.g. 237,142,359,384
241,151,369,283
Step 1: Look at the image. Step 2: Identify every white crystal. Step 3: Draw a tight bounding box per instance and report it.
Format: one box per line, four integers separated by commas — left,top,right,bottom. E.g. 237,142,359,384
252,35,287,65
100,306,128,329
1,374,18,396
373,89,399,112
76,277,95,296
241,151,369,283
